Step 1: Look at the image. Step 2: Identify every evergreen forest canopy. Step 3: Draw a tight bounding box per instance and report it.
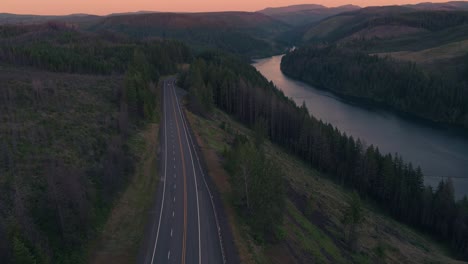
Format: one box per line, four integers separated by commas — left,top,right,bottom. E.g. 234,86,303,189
181,51,468,260
0,23,192,263
2,4,468,263
281,46,468,128
278,8,468,129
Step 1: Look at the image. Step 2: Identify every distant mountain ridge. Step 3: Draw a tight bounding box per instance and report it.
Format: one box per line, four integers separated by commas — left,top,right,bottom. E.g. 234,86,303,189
96,11,287,29
258,4,328,15
405,1,468,10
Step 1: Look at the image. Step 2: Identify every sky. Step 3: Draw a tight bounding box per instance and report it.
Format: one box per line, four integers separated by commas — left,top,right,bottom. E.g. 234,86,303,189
0,0,455,15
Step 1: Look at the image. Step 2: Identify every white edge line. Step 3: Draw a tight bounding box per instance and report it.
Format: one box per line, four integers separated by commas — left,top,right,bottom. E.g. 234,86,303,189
173,85,227,264
172,85,202,264
149,81,168,264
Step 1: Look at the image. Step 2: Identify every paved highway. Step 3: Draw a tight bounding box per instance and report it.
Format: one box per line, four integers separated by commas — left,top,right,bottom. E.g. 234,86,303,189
139,78,225,264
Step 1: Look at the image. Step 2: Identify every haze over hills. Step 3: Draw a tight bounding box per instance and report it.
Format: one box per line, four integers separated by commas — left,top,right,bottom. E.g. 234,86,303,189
3,1,468,57
0,13,101,26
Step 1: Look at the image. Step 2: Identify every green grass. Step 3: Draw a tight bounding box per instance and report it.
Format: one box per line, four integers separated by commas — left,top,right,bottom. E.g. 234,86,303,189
186,108,464,264
90,123,160,264
286,200,346,263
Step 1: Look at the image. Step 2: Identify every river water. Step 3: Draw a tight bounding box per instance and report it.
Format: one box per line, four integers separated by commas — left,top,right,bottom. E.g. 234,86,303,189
253,55,468,199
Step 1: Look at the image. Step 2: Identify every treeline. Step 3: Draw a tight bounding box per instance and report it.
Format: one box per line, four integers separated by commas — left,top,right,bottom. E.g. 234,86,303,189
371,11,468,31
0,23,191,75
225,134,285,242
0,26,191,263
281,46,468,128
182,51,468,259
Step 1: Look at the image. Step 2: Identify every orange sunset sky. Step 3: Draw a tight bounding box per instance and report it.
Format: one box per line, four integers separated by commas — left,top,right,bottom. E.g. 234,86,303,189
0,0,455,15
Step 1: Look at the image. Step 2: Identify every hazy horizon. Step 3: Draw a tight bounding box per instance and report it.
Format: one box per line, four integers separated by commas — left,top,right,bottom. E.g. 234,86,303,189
0,0,457,16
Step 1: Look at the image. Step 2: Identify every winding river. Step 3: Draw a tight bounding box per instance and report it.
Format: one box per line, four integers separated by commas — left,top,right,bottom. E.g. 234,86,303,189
253,55,468,199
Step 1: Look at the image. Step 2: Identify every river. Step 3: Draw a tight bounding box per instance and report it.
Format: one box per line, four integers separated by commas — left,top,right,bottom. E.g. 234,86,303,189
253,55,468,199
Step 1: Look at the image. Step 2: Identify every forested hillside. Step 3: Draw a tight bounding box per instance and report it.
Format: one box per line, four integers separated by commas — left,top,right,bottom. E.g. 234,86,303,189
180,51,468,260
279,6,468,129
0,23,191,263
301,8,468,44
87,12,290,58
281,46,468,128
258,4,359,26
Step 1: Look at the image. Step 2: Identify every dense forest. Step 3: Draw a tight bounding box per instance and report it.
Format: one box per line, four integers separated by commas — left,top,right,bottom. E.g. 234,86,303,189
181,51,468,260
0,23,191,263
88,12,289,58
0,23,191,75
281,46,468,128
225,134,285,242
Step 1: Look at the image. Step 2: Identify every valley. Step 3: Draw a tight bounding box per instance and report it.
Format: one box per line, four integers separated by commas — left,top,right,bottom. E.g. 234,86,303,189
1,1,468,263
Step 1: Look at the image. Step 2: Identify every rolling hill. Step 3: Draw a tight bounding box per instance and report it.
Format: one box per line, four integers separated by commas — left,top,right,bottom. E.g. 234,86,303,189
0,13,101,27
304,7,467,40
87,12,291,57
281,5,468,129
0,11,292,58
405,1,468,10
258,4,360,26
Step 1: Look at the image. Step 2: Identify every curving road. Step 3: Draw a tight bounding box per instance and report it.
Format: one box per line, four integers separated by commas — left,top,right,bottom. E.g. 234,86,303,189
139,78,225,264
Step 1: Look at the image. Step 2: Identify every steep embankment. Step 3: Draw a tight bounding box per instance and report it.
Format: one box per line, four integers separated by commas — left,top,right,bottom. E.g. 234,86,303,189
186,109,464,264
179,52,468,262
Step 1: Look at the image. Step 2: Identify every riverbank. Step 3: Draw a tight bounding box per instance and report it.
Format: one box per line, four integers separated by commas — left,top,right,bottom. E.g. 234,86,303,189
253,55,468,199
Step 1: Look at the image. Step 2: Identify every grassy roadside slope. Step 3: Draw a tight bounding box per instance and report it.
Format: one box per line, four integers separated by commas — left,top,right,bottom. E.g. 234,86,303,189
186,108,465,264
88,77,169,263
89,122,159,264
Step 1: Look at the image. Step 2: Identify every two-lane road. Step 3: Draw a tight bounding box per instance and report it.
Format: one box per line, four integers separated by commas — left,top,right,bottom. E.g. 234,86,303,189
139,78,224,264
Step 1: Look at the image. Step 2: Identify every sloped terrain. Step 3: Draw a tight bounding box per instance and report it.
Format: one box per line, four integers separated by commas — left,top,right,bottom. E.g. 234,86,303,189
187,109,465,264
88,12,291,57
258,4,360,26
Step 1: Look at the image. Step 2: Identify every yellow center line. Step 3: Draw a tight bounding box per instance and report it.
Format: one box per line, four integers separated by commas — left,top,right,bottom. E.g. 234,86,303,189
171,86,188,264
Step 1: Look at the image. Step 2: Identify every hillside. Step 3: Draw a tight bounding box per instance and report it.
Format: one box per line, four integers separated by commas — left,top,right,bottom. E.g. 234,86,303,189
301,8,468,44
180,51,468,261
280,5,468,130
177,51,468,263
258,4,360,26
188,109,466,264
88,12,291,57
0,24,190,263
406,1,468,10
0,11,291,58
0,13,101,27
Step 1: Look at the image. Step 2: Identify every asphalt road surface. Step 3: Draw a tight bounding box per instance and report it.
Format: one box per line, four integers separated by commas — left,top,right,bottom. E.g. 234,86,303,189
139,78,225,264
